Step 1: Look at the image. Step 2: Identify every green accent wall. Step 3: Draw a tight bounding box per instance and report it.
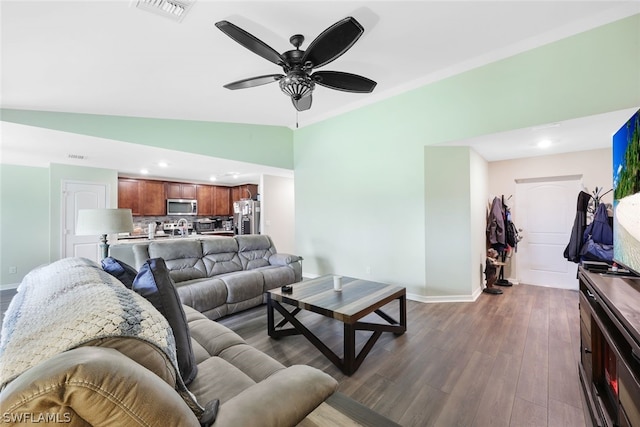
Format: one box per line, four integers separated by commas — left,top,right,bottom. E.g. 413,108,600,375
0,110,294,169
294,14,640,297
0,165,50,287
1,15,638,295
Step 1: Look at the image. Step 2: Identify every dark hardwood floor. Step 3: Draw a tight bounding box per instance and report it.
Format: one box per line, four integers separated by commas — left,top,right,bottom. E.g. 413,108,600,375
1,283,588,426
218,283,588,427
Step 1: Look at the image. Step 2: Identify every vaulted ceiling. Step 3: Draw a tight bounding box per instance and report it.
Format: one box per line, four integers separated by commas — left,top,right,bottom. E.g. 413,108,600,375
2,1,639,183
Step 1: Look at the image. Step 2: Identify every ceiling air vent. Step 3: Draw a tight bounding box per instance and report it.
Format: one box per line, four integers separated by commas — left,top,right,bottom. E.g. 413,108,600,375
135,0,194,22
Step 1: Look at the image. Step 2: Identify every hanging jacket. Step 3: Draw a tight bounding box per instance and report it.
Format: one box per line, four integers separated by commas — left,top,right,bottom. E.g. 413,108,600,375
564,191,591,263
487,197,505,246
583,203,613,245
580,202,614,262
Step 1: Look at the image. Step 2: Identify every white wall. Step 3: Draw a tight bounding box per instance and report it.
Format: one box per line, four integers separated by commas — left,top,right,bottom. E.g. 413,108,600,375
488,147,612,279
260,174,295,255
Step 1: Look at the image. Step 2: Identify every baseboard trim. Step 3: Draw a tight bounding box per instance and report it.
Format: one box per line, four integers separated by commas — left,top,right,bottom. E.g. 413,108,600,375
1,283,19,291
303,275,482,303
407,288,481,303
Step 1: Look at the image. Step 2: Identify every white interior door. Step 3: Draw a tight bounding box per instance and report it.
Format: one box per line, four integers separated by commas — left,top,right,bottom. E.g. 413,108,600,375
515,176,582,290
63,181,108,262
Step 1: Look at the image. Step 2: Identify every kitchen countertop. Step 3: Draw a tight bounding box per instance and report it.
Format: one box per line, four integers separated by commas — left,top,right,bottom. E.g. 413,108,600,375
115,231,233,244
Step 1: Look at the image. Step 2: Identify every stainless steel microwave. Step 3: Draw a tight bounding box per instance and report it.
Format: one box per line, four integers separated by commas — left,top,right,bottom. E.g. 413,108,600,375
167,199,197,216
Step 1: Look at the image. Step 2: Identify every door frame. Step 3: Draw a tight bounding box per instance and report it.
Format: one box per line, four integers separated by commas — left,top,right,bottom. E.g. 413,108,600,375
61,180,111,260
514,174,582,290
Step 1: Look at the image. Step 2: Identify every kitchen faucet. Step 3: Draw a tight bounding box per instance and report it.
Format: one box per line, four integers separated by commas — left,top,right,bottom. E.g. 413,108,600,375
177,218,188,237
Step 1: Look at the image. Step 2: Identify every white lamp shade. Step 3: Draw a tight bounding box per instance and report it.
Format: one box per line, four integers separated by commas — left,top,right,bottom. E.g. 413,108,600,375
76,209,134,235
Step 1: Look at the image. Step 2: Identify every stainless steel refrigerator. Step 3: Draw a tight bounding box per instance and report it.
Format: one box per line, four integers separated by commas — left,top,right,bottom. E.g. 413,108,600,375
233,199,260,235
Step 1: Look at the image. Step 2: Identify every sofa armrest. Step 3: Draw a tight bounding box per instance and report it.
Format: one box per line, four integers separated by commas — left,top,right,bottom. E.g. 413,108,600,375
0,346,200,427
269,253,301,266
213,365,337,427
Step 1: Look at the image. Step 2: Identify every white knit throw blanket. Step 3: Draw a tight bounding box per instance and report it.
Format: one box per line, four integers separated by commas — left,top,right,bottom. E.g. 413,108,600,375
0,257,202,416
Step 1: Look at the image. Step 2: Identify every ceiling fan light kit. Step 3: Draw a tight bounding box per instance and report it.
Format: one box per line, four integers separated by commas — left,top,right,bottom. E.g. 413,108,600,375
215,16,377,112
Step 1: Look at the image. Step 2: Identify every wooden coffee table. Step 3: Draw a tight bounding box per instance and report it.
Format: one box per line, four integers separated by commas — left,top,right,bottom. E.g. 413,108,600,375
267,276,406,375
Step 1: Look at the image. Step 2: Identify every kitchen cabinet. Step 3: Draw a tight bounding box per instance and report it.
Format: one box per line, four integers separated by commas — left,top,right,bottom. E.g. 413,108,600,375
118,178,166,216
166,182,196,200
213,186,231,216
140,180,165,215
232,184,258,203
197,185,232,216
118,178,141,216
196,185,214,216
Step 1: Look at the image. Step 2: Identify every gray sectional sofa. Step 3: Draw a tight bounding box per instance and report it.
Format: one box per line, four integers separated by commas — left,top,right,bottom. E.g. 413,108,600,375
0,257,337,426
132,235,302,320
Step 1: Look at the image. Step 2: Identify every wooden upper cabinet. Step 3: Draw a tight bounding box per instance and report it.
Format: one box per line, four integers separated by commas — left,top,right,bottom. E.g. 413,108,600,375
118,179,141,216
231,184,258,203
213,186,231,216
118,178,251,218
196,185,214,216
118,178,166,216
140,180,165,216
166,182,197,200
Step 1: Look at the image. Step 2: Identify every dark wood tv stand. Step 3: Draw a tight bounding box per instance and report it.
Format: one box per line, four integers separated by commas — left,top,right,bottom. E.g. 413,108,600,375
578,266,640,427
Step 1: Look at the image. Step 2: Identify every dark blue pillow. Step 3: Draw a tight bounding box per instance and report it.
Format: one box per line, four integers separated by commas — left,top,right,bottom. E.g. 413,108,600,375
101,257,138,289
132,258,198,385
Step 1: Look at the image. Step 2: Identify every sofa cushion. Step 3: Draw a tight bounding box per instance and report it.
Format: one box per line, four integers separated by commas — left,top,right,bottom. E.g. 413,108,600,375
101,256,138,288
148,240,207,283
133,258,198,385
256,266,297,292
0,347,201,427
235,235,277,270
175,277,228,316
212,366,338,427
218,270,264,304
81,336,176,387
202,238,243,276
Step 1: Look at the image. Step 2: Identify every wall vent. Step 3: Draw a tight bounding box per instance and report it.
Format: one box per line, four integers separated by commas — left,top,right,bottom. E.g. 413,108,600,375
68,154,86,160
135,0,194,22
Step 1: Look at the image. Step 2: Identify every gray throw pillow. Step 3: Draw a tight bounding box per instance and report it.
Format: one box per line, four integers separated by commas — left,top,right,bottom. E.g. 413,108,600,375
132,258,198,385
101,257,138,289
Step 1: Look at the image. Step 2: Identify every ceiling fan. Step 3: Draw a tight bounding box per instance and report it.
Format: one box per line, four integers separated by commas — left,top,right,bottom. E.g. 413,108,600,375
215,17,377,112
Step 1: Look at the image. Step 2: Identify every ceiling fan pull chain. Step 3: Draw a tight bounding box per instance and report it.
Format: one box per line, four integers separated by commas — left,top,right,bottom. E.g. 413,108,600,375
296,110,299,128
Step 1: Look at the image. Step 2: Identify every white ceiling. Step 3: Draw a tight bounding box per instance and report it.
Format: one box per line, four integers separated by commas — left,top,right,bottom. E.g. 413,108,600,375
1,1,639,183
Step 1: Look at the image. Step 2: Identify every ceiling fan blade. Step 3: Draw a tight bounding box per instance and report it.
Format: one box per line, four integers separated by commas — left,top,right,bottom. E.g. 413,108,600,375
301,17,364,69
215,20,285,66
311,71,376,93
223,74,284,90
292,94,312,111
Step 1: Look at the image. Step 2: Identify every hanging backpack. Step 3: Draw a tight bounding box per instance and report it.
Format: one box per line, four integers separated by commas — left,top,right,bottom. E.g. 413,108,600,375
506,220,520,250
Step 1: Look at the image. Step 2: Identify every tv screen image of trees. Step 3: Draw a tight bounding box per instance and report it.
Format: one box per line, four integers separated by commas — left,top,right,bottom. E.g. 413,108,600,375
612,108,640,276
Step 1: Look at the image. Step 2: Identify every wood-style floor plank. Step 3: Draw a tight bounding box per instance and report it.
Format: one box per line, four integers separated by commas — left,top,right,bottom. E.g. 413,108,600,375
1,282,589,427
217,283,588,427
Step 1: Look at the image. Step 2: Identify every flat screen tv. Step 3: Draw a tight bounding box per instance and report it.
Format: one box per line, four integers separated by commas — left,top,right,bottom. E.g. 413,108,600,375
612,108,640,277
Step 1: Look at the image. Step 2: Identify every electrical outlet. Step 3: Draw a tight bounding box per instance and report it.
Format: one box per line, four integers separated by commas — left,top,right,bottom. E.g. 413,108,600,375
365,266,371,275
9,266,17,274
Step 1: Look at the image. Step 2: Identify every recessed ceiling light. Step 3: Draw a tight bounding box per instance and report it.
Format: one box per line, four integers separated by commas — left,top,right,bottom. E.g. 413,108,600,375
233,174,239,179
158,161,168,168
140,169,149,174
209,176,217,182
537,139,552,149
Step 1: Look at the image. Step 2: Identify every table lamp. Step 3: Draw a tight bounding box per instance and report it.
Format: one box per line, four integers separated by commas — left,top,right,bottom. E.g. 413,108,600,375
76,208,134,259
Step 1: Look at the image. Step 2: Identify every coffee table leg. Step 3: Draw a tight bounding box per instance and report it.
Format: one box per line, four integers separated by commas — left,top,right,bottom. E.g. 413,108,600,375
344,323,356,375
267,293,275,337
